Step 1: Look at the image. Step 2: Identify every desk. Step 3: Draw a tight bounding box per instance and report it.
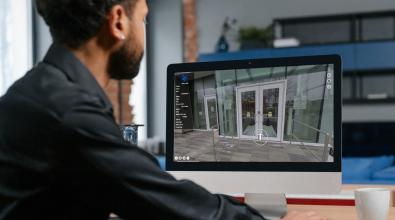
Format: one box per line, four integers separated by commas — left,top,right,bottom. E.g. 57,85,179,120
110,205,395,220
287,184,395,220
110,185,395,219
288,205,395,220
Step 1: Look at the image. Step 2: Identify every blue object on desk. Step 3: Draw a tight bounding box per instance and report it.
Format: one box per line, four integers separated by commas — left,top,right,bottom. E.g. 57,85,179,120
156,156,166,170
120,124,143,145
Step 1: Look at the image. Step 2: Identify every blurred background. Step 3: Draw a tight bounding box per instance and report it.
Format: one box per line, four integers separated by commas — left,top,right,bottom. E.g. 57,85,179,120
1,0,395,183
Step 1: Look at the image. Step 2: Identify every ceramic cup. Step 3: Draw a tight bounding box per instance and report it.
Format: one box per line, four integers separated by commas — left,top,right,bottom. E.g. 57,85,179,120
355,188,390,220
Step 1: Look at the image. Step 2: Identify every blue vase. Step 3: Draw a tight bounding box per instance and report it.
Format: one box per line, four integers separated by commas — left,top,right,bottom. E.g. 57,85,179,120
216,35,229,53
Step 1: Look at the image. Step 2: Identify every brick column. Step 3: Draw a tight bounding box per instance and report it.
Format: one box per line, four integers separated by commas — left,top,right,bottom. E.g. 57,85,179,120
104,79,134,125
183,0,198,62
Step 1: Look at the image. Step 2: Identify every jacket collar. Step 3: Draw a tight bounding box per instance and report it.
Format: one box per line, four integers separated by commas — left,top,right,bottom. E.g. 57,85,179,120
43,44,113,109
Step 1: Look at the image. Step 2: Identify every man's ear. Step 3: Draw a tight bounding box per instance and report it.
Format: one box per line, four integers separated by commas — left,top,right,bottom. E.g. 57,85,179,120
107,5,129,41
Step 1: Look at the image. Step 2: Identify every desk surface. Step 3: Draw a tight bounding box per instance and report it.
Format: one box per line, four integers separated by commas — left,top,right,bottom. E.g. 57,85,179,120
288,205,395,220
110,184,395,219
287,184,395,219
110,205,394,220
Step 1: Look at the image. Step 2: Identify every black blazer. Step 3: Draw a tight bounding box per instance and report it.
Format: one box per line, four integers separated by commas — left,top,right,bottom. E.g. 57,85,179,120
0,44,264,220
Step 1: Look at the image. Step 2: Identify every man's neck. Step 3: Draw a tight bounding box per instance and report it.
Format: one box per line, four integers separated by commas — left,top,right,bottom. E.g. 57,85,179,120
70,41,111,88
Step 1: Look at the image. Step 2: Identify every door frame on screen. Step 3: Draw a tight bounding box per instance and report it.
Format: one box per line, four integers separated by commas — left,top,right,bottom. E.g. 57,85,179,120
236,80,287,141
204,95,219,130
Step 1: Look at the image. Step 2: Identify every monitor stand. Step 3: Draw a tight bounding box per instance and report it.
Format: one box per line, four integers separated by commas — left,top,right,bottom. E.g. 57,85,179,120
245,193,288,220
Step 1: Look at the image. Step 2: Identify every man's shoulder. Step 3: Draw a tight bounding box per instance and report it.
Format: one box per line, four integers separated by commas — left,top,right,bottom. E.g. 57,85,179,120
3,62,106,118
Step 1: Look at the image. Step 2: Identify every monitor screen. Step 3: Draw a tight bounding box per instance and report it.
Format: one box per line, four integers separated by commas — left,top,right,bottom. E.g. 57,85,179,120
173,62,335,163
167,55,341,170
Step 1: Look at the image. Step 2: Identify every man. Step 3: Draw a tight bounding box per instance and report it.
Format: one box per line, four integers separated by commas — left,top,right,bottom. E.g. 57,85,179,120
0,0,325,219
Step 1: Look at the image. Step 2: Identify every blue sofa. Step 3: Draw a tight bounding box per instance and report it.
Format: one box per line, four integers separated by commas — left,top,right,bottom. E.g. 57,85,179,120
342,155,395,184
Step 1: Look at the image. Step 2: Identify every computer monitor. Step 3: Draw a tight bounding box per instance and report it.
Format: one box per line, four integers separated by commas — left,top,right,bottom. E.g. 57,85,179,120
166,55,342,195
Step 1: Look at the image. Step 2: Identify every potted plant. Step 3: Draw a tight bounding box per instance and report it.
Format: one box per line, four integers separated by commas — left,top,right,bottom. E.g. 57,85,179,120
238,25,273,50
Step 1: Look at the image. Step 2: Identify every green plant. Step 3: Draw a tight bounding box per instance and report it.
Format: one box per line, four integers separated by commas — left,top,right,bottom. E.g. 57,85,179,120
238,25,273,47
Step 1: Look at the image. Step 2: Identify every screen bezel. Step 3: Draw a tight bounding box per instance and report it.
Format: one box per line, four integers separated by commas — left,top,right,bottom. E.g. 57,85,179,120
166,55,342,172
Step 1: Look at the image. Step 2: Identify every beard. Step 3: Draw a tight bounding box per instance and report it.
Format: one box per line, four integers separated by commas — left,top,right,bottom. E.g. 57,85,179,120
107,34,144,80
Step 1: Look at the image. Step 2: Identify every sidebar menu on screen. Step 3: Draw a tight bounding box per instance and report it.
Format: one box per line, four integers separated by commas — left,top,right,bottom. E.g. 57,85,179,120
175,74,193,130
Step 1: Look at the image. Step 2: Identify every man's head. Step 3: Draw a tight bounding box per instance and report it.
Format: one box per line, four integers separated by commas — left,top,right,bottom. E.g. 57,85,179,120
36,0,148,80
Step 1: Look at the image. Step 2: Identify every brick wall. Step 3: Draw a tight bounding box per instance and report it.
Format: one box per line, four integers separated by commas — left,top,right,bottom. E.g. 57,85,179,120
183,0,198,62
104,79,134,125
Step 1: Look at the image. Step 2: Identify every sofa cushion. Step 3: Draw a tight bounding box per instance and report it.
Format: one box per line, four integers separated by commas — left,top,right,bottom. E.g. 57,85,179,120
370,155,395,173
372,166,395,180
342,155,394,180
343,158,372,180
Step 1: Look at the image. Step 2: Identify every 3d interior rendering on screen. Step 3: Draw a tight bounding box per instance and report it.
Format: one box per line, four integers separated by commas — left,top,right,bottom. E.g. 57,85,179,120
174,64,334,163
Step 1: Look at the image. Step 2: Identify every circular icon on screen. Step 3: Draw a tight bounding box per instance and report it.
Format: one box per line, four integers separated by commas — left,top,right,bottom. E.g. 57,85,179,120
175,156,179,161
254,129,268,147
180,74,189,83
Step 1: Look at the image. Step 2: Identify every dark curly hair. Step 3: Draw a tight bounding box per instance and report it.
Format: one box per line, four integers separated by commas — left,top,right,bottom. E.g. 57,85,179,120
36,0,136,48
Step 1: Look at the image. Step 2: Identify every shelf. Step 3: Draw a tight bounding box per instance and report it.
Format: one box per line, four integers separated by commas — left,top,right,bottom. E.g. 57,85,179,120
199,41,395,72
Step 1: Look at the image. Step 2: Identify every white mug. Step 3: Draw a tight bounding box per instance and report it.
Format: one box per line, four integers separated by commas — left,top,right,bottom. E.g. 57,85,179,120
355,188,390,220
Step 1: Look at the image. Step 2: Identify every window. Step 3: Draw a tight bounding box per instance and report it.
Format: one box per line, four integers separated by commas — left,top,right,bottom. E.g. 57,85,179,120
0,0,33,95
342,75,353,100
215,70,237,136
361,73,395,100
282,19,352,44
283,65,331,144
361,16,395,41
342,71,395,103
276,11,395,46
